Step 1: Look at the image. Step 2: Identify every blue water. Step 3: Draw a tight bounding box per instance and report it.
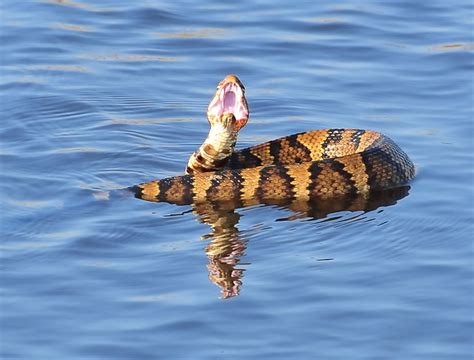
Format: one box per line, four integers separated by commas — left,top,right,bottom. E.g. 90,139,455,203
1,0,473,359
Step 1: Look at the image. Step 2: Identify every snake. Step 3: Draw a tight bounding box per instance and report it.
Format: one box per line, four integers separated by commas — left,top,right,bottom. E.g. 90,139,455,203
131,75,415,206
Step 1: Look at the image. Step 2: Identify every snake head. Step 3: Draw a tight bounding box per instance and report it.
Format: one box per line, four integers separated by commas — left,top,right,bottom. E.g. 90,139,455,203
207,75,249,130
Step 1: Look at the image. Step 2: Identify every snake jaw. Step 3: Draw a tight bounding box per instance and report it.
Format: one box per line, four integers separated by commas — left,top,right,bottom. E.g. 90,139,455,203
207,75,249,130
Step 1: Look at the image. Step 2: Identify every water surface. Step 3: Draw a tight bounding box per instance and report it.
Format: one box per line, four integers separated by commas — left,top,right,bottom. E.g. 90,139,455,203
1,0,473,359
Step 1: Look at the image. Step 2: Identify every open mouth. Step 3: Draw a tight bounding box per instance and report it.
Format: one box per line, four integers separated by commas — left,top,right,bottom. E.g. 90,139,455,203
207,80,249,127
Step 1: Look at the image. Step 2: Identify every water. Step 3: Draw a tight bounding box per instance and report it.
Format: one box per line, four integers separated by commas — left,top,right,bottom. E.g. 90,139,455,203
1,0,473,359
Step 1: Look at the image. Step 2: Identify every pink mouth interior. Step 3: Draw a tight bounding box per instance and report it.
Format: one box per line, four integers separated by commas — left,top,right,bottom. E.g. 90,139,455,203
208,83,248,121
223,91,236,113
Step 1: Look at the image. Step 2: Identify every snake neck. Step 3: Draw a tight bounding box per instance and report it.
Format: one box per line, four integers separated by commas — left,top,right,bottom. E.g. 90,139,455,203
186,114,239,174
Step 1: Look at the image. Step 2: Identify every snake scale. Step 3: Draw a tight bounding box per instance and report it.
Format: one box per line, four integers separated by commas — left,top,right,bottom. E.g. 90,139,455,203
131,75,415,206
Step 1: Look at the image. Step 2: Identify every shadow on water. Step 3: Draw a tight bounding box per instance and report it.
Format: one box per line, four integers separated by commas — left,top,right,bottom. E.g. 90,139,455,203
155,186,411,299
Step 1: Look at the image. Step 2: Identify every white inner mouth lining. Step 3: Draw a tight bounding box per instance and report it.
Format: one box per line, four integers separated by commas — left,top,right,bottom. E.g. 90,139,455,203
208,83,248,120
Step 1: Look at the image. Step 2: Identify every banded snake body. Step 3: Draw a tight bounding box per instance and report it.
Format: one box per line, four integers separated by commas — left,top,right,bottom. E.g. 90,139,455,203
131,75,415,207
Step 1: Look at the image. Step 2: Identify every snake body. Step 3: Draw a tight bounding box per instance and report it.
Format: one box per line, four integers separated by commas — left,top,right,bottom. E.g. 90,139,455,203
131,75,415,206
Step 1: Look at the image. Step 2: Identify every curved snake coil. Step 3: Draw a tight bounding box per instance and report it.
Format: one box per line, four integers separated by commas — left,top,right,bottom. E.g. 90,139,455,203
131,75,415,206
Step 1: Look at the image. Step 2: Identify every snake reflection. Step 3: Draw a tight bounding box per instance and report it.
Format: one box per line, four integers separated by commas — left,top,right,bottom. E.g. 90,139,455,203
188,186,410,299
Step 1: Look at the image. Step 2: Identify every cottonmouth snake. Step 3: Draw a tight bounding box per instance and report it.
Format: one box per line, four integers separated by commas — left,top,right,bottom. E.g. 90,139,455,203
131,75,415,206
